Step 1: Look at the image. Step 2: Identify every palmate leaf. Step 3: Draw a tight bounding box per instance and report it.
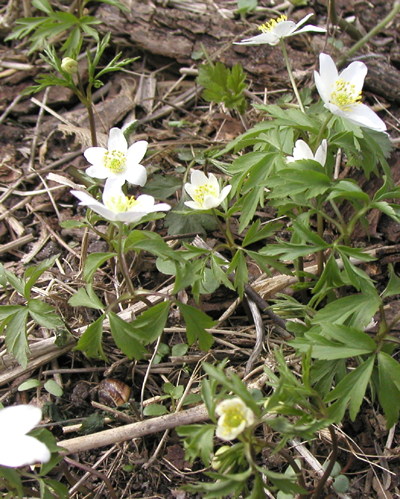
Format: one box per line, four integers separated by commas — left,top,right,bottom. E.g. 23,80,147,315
4,309,30,368
197,62,247,114
178,303,215,350
75,315,106,360
325,355,375,421
377,352,400,428
176,424,215,465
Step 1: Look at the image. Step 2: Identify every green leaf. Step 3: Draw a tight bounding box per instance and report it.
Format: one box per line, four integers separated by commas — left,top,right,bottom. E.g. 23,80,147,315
242,219,282,247
202,362,260,414
125,301,171,344
74,315,106,360
0,305,24,320
197,62,247,114
142,174,182,199
44,379,63,397
18,378,41,391
377,352,400,393
177,424,215,465
83,252,116,282
171,343,189,357
3,270,25,296
28,299,64,329
291,324,376,360
255,104,320,132
381,263,400,299
24,255,59,298
327,180,370,202
377,352,400,428
227,250,248,298
5,308,29,367
125,230,180,260
143,404,168,416
178,302,215,350
108,312,147,360
0,467,24,496
312,293,380,329
325,355,375,421
165,201,217,236
68,285,105,309
236,0,257,14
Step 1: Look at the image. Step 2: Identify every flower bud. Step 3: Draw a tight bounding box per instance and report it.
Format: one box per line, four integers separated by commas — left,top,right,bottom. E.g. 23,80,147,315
61,57,78,75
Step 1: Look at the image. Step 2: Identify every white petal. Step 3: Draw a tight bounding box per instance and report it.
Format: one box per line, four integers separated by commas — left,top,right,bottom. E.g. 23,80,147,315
108,128,127,152
218,185,232,203
133,194,157,210
202,195,220,210
343,103,387,132
127,140,148,164
190,170,208,186
103,176,126,192
235,32,277,45
86,164,111,179
0,405,42,437
216,420,246,441
292,140,314,160
291,25,327,35
339,61,367,93
184,200,201,210
103,179,125,200
315,139,328,166
71,190,118,221
184,183,197,200
116,211,147,223
153,203,171,212
314,70,330,104
207,173,220,193
319,53,339,86
0,435,50,467
293,13,314,30
125,164,147,186
272,21,296,38
84,147,107,166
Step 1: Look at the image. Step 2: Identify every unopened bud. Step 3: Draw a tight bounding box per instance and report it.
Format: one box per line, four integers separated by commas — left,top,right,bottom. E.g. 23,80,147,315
61,57,78,75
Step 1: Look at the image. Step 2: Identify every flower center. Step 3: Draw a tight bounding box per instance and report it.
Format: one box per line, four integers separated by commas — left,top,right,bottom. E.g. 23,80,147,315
105,194,138,213
224,407,245,428
258,15,287,33
104,150,126,174
330,79,362,111
193,184,218,206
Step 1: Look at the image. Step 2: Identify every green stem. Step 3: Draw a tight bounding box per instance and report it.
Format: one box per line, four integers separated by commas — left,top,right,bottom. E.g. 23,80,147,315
339,1,400,66
116,222,135,296
279,40,305,113
316,212,325,276
213,209,235,250
314,114,333,149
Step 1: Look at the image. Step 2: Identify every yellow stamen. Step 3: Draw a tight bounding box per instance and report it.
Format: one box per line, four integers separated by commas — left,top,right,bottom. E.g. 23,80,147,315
193,184,218,206
105,195,138,213
224,407,245,428
258,15,287,33
330,79,362,111
104,150,126,173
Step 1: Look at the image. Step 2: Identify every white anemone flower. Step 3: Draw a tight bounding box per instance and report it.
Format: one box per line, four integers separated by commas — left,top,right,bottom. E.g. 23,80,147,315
215,398,255,441
71,182,170,224
184,170,231,210
0,405,50,467
287,139,328,166
235,13,326,46
314,53,386,132
84,127,148,187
